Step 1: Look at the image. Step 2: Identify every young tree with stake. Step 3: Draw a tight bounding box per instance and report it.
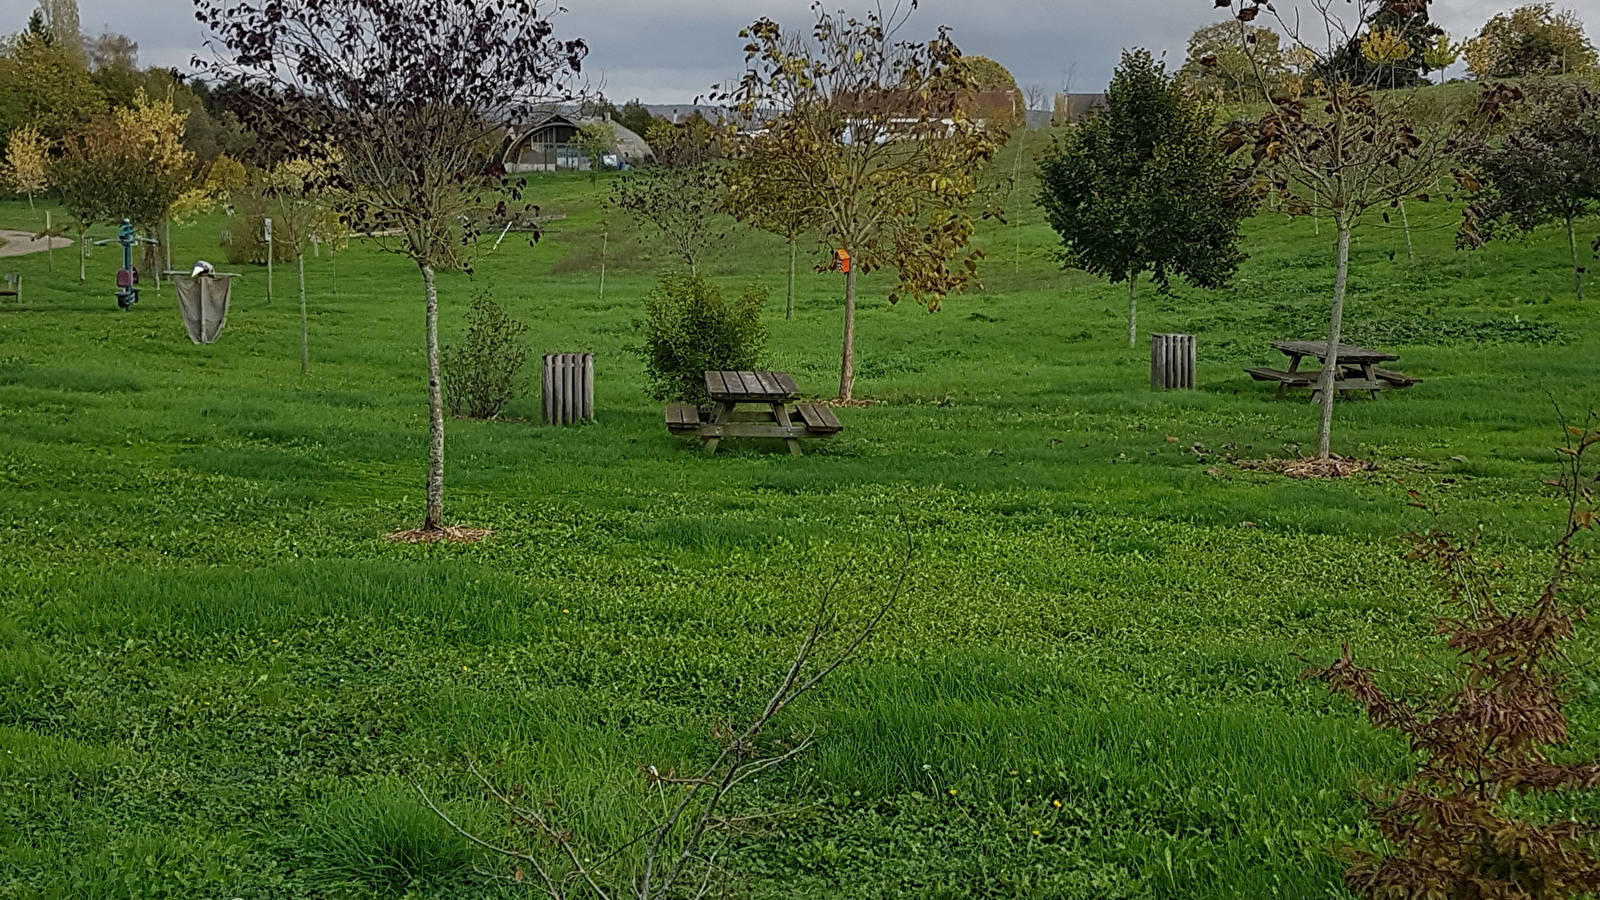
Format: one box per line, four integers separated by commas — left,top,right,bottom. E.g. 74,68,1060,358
197,0,585,536
1458,80,1600,302
252,156,341,374
1210,0,1471,461
611,119,727,276
718,3,1004,402
725,170,816,320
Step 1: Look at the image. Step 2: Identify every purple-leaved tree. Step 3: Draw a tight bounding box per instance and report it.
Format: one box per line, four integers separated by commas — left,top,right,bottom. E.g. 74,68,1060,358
195,0,585,535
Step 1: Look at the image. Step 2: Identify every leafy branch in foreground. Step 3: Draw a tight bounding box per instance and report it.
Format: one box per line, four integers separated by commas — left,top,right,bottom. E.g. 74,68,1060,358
418,533,912,898
1306,414,1600,899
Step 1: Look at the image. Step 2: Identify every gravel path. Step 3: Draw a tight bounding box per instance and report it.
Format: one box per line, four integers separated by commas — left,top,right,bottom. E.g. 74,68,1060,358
0,229,74,258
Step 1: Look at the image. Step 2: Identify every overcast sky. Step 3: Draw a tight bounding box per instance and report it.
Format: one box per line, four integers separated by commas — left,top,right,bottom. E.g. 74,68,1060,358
26,0,1600,105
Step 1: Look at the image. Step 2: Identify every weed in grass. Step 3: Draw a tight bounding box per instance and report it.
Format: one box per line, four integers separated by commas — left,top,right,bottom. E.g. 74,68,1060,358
298,786,475,897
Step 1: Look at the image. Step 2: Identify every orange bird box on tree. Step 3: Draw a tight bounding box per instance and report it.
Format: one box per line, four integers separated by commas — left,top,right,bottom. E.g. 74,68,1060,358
834,249,851,273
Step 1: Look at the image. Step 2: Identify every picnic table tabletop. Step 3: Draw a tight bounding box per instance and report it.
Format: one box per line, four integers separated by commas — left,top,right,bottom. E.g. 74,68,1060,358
705,370,801,401
1271,340,1398,364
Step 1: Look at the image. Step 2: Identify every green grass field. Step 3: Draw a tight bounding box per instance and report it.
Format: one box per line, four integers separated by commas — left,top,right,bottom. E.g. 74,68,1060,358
1,139,1597,898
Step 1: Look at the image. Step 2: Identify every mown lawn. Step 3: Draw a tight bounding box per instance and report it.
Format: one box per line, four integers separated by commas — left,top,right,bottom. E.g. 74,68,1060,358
1,146,1596,898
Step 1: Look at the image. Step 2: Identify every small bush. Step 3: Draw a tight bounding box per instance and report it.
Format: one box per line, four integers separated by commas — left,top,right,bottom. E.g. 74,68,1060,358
631,274,766,404
443,294,530,419
219,207,298,266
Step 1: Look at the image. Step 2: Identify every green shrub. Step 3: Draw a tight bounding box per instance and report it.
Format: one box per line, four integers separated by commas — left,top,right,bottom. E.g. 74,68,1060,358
443,294,530,419
631,274,766,404
219,206,298,266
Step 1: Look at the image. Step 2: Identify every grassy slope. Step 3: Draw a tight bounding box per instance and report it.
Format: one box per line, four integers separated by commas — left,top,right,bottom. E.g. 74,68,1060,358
0,141,1596,898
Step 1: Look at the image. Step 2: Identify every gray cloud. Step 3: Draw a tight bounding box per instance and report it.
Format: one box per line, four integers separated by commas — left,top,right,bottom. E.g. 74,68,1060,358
10,0,1600,102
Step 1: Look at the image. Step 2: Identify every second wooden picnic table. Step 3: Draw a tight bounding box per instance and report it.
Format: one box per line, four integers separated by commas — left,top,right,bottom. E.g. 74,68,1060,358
1247,340,1420,400
664,370,841,455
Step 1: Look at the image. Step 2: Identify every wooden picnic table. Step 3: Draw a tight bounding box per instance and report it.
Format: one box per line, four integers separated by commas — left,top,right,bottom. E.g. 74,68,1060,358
1246,340,1420,400
663,370,841,455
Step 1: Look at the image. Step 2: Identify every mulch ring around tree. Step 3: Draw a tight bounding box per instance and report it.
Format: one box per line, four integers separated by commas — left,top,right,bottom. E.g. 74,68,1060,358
1233,455,1376,479
385,526,494,544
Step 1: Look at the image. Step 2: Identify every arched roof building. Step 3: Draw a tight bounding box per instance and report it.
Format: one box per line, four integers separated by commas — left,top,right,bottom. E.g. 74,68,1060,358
503,113,653,173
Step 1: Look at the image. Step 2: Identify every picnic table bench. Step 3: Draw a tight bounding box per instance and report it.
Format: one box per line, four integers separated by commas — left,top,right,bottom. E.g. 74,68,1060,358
1247,340,1420,400
0,273,19,302
663,370,842,455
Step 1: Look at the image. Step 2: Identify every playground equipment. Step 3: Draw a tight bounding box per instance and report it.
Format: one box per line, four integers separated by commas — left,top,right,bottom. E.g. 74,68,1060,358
166,261,241,345
93,219,157,311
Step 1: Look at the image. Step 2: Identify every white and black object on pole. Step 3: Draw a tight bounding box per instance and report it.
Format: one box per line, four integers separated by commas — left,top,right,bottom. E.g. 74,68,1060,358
263,217,274,304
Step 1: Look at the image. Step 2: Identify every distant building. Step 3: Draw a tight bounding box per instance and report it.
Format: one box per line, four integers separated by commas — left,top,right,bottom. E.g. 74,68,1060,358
828,87,1019,142
1052,93,1107,124
502,112,653,173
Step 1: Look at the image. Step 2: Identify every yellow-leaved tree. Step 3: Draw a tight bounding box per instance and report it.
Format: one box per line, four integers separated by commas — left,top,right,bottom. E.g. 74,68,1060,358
118,90,199,278
3,125,51,210
719,4,1006,401
50,91,193,283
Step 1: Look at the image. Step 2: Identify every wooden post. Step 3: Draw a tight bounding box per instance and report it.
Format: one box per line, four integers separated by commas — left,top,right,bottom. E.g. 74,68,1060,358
542,352,594,425
1150,333,1195,391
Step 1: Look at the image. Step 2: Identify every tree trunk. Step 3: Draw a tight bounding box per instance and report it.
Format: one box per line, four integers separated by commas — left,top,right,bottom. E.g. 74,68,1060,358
298,254,309,375
1567,217,1584,301
1126,274,1139,348
423,264,445,531
599,229,607,300
1316,218,1353,460
786,234,797,320
839,262,857,401
77,226,86,282
1399,199,1413,263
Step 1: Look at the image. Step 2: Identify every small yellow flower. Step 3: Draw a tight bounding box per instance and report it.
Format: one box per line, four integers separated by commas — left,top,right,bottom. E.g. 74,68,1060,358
1051,799,1062,808
1031,830,1041,836
948,789,957,796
